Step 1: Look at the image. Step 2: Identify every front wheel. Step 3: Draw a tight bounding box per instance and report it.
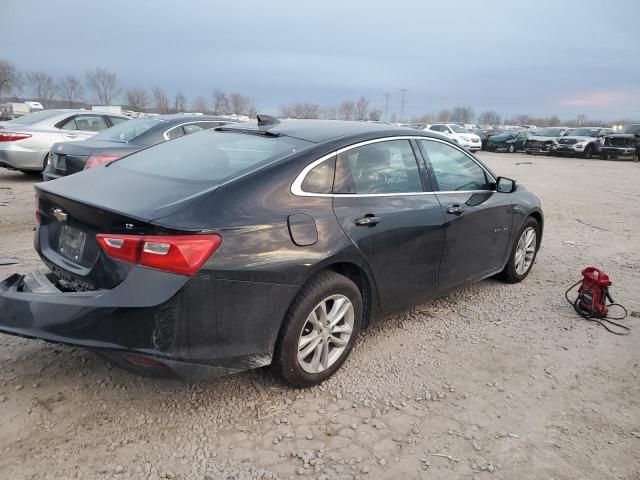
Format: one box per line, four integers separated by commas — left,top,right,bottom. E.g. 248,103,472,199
273,271,362,387
583,144,594,159
498,217,540,283
507,144,515,153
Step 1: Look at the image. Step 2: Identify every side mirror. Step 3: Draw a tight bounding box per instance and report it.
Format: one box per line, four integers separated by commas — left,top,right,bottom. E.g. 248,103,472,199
496,176,517,193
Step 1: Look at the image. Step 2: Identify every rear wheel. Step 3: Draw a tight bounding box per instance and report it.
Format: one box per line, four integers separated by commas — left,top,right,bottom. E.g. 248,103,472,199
273,270,362,387
498,217,540,283
507,144,515,153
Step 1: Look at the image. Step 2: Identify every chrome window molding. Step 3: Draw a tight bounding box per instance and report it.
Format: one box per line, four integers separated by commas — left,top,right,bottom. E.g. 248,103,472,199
291,136,496,198
162,121,222,140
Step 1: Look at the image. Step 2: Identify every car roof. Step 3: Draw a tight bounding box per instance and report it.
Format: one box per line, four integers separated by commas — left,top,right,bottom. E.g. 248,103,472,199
220,119,427,143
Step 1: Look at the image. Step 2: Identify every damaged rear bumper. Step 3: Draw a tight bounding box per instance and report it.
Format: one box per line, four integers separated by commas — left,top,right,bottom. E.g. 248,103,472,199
0,268,299,381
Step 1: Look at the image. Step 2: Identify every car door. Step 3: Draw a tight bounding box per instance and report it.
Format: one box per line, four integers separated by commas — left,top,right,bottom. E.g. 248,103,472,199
332,138,445,312
417,138,514,292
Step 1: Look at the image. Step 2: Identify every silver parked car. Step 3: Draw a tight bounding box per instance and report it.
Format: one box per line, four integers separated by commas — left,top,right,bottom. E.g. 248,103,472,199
0,109,128,173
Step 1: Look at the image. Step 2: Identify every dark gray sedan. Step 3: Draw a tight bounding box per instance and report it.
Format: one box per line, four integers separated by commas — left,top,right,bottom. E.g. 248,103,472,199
0,118,543,386
43,114,235,180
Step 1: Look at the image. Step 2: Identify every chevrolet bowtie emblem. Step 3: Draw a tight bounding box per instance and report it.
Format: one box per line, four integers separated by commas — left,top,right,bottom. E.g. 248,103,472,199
52,208,68,222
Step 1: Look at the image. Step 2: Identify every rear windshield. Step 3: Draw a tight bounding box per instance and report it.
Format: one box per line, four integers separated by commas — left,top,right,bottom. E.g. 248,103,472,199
111,130,312,182
7,109,64,125
92,118,164,143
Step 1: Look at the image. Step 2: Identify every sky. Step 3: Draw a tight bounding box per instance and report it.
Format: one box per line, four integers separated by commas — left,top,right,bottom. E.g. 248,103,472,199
3,0,640,121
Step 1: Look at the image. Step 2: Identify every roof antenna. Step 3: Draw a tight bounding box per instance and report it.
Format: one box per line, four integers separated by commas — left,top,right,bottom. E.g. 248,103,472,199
257,114,280,126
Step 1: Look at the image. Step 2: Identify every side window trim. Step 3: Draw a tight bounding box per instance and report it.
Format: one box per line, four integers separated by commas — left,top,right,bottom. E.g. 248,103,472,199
417,138,496,193
292,136,440,197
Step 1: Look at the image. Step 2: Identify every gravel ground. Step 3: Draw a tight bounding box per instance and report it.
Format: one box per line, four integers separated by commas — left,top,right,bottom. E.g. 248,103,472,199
0,153,639,480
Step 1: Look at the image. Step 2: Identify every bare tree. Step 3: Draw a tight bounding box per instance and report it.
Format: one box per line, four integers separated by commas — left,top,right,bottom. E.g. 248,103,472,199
280,102,320,119
191,96,209,113
247,102,257,118
86,67,121,105
26,71,57,106
478,110,501,125
339,100,356,120
451,106,474,123
126,87,149,112
436,109,452,122
321,106,338,120
355,96,370,121
152,87,170,114
368,109,382,121
229,93,252,115
212,90,230,115
0,60,22,97
58,75,84,107
173,92,187,113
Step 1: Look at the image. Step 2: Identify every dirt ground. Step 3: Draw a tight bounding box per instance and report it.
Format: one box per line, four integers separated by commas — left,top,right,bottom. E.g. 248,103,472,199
0,152,639,480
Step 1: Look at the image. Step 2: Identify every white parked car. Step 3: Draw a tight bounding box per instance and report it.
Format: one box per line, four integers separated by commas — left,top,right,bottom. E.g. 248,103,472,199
0,109,128,173
425,123,482,151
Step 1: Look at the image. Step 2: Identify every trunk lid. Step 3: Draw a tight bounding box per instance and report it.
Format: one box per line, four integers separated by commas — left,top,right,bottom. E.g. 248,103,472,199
35,166,219,289
49,140,140,177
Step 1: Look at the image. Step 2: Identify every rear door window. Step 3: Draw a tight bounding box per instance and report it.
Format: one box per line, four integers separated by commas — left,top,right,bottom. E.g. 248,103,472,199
69,115,109,132
334,140,424,194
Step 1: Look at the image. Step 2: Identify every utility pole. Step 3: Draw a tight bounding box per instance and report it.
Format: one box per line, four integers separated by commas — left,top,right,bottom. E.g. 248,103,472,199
399,88,408,122
383,92,390,122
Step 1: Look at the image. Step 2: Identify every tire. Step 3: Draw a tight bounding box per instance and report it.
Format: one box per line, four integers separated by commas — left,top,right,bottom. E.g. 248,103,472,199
498,217,540,283
273,270,362,387
507,144,515,153
583,144,594,159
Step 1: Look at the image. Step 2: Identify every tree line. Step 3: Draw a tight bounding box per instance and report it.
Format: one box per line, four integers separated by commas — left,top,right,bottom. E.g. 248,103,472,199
0,59,256,116
0,59,633,126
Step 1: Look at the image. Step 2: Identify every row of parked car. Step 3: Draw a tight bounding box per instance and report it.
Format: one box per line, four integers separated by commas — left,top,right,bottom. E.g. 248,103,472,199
0,109,237,177
421,122,640,160
1,112,638,180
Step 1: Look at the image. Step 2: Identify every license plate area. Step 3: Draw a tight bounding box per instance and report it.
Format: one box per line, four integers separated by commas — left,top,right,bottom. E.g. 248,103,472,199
57,224,87,262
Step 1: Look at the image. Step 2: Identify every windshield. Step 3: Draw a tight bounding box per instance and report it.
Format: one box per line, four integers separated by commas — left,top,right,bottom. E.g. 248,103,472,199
7,109,64,125
571,128,601,137
450,125,467,133
536,127,565,137
92,117,164,143
622,124,640,134
111,130,312,182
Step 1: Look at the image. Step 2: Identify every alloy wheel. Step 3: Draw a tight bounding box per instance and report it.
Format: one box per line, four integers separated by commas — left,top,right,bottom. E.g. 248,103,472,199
514,227,536,275
297,294,354,374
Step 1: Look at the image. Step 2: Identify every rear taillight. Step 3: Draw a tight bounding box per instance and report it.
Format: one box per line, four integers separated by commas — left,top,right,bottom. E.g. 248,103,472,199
84,155,122,169
0,132,32,142
95,234,221,276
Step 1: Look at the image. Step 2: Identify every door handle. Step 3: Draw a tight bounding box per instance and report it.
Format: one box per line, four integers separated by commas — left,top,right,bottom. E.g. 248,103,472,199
355,215,381,226
446,204,465,215
63,133,78,138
